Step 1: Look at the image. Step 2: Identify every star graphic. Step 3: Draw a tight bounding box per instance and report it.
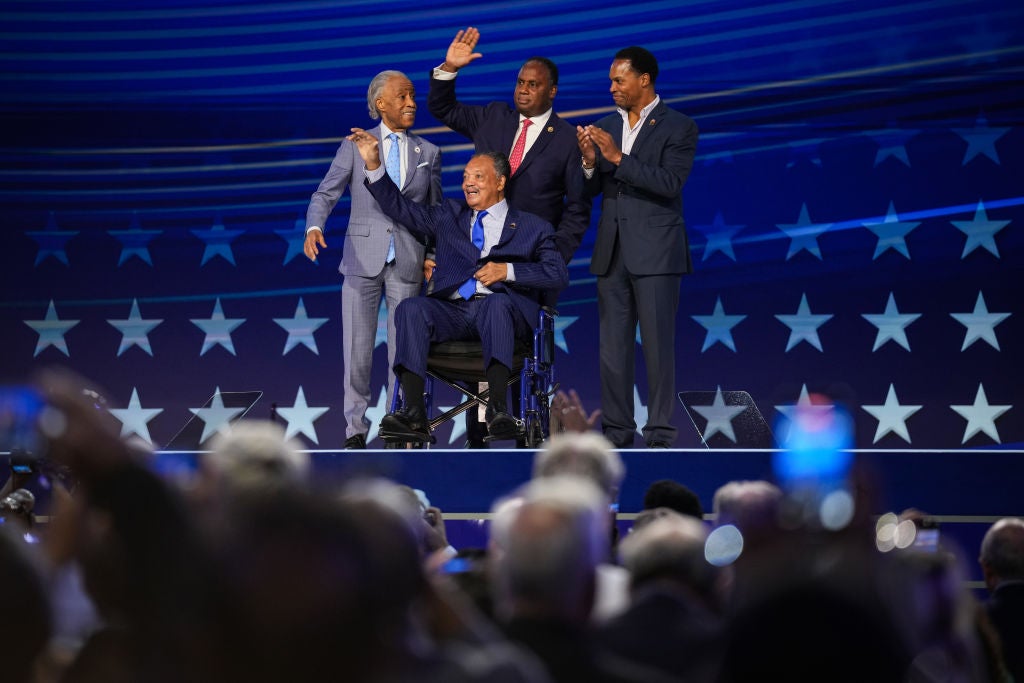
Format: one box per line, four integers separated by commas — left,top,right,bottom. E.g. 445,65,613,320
191,217,244,266
108,213,162,266
775,293,833,352
863,201,921,260
374,298,389,350
690,387,748,443
276,386,330,444
189,387,246,445
950,200,1009,258
861,384,922,444
274,297,328,355
692,297,746,352
553,315,579,353
774,384,836,422
952,115,1010,165
24,300,79,357
867,128,916,166
27,213,77,266
776,204,832,260
439,405,468,444
364,386,393,445
950,291,1010,351
275,216,311,266
108,387,163,445
191,298,245,355
107,299,163,356
692,212,746,262
632,385,648,438
785,137,825,168
862,292,921,352
950,384,1012,444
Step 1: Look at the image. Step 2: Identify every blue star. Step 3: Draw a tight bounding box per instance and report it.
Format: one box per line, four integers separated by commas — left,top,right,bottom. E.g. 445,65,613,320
109,213,162,266
951,200,1009,258
775,293,833,352
108,387,163,446
191,216,244,266
364,386,392,446
553,315,579,353
274,297,328,355
191,298,245,356
950,291,1010,351
275,216,311,266
867,128,916,167
692,297,746,352
776,204,832,261
863,201,920,260
693,212,746,262
785,137,824,168
374,298,388,350
862,292,921,352
629,385,649,438
774,385,836,423
24,300,79,357
27,213,77,266
107,298,163,356
276,386,330,445
953,114,1010,165
438,404,468,445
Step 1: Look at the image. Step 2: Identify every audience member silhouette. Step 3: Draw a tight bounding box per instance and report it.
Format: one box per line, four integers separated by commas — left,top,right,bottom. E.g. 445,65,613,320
979,517,1024,681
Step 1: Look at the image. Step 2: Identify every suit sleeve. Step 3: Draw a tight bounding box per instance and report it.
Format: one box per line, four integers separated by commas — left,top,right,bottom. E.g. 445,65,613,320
364,171,446,241
427,73,487,138
504,223,569,293
553,151,591,261
305,141,354,230
612,117,698,199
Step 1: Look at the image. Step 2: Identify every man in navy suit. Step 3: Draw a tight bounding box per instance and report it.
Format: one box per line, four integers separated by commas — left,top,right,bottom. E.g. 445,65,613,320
578,47,699,449
429,27,590,447
347,129,568,443
980,517,1024,681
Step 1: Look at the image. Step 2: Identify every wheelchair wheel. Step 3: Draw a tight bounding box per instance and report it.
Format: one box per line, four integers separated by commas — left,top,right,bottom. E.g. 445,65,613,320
523,414,545,448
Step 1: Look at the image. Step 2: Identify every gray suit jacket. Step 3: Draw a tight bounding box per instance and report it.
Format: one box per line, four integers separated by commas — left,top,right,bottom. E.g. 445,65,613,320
306,125,442,282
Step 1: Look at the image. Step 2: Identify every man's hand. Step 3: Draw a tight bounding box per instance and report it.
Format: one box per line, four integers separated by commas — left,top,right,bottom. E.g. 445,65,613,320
442,27,482,72
423,258,436,282
584,125,623,166
304,229,326,262
577,125,597,167
473,262,507,287
346,128,381,170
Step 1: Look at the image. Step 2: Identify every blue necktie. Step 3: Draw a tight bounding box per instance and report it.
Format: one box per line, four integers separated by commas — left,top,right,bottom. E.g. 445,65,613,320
458,210,488,300
384,133,400,263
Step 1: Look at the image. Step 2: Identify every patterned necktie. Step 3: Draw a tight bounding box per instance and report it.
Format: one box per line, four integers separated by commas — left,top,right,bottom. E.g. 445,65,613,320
384,133,400,263
458,210,488,300
508,119,532,175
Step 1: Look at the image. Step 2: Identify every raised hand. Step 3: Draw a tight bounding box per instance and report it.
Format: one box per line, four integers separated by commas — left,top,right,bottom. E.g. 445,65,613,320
346,128,381,170
584,125,623,165
443,27,482,71
577,125,597,167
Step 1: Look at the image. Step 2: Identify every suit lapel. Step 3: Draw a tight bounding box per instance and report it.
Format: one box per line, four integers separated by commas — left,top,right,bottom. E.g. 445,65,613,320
404,132,423,189
495,208,519,249
626,100,667,156
513,115,556,176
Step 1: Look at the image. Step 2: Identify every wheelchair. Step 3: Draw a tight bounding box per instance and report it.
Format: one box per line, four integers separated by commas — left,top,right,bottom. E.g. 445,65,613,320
384,306,559,448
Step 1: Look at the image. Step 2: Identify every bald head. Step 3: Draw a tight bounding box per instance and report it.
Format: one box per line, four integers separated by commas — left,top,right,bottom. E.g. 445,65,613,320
980,517,1024,591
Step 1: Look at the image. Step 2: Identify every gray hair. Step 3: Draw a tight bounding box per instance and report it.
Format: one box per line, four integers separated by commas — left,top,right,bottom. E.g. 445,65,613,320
980,517,1024,580
533,431,625,501
712,479,782,531
366,70,408,120
620,511,719,597
471,151,512,185
206,419,309,492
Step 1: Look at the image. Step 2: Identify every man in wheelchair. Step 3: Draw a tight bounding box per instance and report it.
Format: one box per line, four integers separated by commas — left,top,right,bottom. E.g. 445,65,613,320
348,129,568,443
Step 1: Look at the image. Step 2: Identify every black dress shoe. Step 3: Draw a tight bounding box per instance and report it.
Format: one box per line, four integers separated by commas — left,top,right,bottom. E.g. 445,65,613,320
648,440,672,448
344,434,367,450
379,407,430,442
485,408,519,441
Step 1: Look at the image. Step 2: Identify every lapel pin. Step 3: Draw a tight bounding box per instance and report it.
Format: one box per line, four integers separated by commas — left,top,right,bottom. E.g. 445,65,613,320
649,119,657,126
414,146,421,153
509,222,517,230
547,126,554,133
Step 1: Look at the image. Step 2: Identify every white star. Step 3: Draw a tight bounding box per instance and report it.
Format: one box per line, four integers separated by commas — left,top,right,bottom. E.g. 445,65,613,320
863,201,921,260
690,387,748,443
191,217,244,266
24,300,79,357
774,384,835,422
952,115,1010,165
553,315,579,353
692,297,746,352
950,384,1012,444
438,405,468,444
274,298,328,355
950,291,1010,351
692,212,746,262
861,384,922,444
951,200,1009,258
189,387,246,445
108,387,163,445
191,298,245,356
276,386,330,445
862,292,921,352
776,204,832,260
107,299,163,356
364,386,393,445
775,293,833,352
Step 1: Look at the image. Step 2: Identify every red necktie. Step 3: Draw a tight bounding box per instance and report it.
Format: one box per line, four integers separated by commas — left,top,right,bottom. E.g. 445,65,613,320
508,119,532,175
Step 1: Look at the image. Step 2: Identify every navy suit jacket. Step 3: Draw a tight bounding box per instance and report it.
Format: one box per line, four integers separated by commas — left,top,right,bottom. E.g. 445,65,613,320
364,172,568,327
428,74,590,262
584,100,698,277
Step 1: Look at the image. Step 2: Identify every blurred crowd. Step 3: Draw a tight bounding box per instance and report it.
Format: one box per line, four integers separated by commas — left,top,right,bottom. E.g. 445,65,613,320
1,373,1021,683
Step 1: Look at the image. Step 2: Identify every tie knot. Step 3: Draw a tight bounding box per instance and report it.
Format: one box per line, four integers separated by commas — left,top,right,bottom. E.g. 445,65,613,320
388,132,399,142
521,119,532,130
477,210,488,221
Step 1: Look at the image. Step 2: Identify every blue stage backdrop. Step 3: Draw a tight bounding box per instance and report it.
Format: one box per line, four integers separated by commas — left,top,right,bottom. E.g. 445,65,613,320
1,0,1021,450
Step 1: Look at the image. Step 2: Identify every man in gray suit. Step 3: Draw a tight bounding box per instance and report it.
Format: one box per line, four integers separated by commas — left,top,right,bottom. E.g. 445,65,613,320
304,70,442,449
577,47,698,449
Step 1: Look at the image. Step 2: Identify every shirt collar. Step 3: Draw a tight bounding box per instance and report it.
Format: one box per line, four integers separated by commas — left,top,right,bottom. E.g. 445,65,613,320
477,199,509,225
518,108,553,129
617,94,661,126
379,122,403,142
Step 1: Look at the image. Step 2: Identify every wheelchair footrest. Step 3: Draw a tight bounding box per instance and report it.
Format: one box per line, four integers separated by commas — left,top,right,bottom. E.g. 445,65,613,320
379,429,434,445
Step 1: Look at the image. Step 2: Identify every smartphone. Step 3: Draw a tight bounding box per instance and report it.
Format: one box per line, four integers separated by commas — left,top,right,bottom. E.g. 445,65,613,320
0,386,45,461
914,518,940,552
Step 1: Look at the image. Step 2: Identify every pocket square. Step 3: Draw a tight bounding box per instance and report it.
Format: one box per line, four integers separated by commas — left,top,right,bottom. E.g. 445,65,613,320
416,161,429,168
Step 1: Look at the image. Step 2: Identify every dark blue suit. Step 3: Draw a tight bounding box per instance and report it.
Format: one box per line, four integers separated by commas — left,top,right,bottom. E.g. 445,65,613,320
365,171,568,378
584,99,698,447
428,74,590,262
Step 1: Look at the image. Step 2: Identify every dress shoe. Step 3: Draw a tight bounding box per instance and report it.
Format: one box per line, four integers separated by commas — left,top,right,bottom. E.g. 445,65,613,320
484,408,519,441
379,407,430,442
648,440,672,448
344,434,367,450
